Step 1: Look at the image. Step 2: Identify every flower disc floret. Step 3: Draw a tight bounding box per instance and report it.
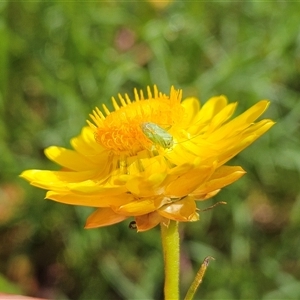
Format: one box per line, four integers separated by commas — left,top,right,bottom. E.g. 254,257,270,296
88,86,184,156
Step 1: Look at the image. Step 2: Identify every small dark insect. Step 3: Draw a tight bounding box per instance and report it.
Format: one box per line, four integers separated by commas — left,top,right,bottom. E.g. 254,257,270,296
129,221,137,230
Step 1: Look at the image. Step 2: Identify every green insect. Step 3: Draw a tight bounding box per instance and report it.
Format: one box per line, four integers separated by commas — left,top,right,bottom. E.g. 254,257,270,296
140,122,174,149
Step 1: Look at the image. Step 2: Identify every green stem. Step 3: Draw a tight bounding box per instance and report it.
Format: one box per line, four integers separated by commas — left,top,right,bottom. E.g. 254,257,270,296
160,220,180,300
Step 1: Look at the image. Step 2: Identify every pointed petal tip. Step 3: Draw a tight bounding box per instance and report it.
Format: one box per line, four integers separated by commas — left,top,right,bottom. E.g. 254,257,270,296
84,222,98,229
19,169,36,181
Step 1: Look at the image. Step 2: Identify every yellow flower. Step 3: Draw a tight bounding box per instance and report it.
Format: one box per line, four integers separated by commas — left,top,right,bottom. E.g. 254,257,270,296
20,86,274,231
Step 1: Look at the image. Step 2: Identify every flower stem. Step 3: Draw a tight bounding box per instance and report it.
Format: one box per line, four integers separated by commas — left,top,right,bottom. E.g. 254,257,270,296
160,220,180,300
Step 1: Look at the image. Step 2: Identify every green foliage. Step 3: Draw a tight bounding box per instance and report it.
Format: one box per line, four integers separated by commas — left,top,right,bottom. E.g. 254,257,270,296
1,1,300,299
0,273,22,294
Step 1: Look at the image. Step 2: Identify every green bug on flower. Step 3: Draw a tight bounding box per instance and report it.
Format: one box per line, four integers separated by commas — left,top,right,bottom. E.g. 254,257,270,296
140,122,174,149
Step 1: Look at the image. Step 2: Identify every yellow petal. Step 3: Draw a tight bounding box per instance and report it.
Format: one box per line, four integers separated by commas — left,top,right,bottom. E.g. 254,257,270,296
20,169,98,192
126,173,167,196
217,122,275,166
70,126,109,165
181,97,200,128
195,95,228,125
194,189,221,200
114,196,169,216
20,169,129,196
165,144,199,164
191,166,246,199
158,196,199,221
46,191,133,207
85,208,128,228
135,212,163,232
208,100,271,141
165,163,217,197
67,181,127,195
206,102,237,134
242,119,275,137
45,146,96,171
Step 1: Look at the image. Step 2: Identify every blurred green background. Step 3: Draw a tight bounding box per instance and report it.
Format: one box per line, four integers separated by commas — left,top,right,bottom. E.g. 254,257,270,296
0,1,299,299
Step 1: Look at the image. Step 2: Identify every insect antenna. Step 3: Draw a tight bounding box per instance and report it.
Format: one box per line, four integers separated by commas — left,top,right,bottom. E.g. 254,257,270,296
197,201,227,212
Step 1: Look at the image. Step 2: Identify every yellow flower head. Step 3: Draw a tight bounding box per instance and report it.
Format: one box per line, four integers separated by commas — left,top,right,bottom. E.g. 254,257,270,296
20,86,274,231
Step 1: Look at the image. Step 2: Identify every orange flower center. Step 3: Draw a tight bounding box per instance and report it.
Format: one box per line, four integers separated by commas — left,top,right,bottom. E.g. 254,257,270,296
88,86,184,156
